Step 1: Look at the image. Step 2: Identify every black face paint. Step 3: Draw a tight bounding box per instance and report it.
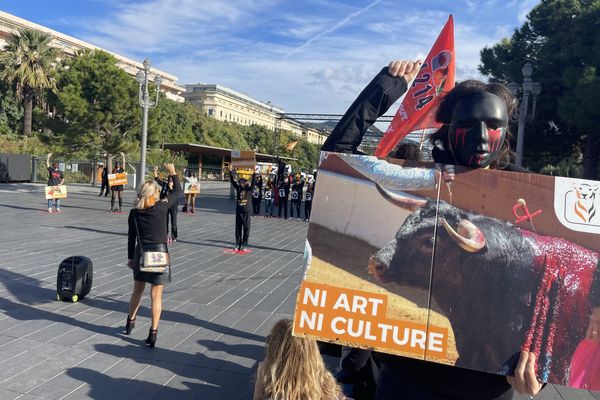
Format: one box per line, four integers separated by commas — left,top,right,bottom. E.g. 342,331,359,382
448,92,508,168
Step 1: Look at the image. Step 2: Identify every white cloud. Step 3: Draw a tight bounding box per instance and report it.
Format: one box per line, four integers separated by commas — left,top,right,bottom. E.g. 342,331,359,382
57,0,535,116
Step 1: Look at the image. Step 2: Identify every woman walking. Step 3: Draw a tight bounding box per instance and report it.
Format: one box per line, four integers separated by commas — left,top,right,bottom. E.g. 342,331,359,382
125,163,182,348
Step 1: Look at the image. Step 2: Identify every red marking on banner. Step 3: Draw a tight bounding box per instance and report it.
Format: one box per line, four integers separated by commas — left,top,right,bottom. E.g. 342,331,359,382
512,201,542,224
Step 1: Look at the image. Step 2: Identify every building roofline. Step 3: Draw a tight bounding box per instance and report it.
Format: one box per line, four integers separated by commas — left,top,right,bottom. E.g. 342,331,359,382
0,10,185,91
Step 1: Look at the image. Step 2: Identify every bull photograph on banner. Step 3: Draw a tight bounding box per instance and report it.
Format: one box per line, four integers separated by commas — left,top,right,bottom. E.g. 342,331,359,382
293,151,600,388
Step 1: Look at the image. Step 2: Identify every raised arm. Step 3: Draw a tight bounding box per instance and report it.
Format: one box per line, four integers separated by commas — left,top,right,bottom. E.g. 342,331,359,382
46,153,52,168
164,163,182,204
153,166,165,186
229,170,239,190
321,60,421,154
120,152,126,168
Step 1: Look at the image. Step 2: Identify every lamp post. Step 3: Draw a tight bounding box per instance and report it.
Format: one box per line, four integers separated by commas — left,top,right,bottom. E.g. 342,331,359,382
507,62,542,167
136,58,162,186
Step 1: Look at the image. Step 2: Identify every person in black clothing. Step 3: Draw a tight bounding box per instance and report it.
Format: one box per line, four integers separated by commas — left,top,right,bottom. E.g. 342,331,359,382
252,175,263,216
125,163,182,348
263,178,275,217
229,169,255,251
154,166,179,243
46,153,64,213
304,180,314,221
99,166,109,196
321,59,542,399
277,174,290,219
110,152,126,212
290,173,304,219
335,347,380,400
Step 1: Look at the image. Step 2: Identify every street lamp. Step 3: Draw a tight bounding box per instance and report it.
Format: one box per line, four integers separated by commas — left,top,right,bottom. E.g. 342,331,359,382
136,58,162,186
508,62,542,167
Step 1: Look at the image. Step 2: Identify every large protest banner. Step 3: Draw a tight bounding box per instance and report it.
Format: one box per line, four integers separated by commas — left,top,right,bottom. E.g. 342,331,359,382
293,151,600,388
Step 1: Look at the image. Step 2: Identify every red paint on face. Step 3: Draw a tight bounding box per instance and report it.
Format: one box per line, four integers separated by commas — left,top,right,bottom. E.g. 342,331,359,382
454,127,468,147
488,128,502,152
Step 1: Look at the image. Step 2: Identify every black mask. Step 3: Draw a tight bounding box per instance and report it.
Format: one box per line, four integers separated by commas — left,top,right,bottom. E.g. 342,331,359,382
448,92,508,168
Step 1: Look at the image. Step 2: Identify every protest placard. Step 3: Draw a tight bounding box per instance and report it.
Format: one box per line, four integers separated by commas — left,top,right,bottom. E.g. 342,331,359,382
294,151,600,387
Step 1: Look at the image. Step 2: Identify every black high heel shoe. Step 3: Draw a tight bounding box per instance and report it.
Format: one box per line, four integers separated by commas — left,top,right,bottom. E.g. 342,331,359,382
125,316,136,335
146,329,158,348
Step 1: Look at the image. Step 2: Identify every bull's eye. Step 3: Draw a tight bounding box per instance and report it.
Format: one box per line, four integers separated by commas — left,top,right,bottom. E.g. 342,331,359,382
419,236,434,251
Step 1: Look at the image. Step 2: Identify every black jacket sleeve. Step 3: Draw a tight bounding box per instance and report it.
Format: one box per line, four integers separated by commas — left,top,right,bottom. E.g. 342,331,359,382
321,67,408,154
229,171,239,190
127,210,136,259
166,175,182,205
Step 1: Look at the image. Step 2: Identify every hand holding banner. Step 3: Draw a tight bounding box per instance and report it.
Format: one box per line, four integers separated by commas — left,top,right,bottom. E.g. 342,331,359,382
375,15,455,158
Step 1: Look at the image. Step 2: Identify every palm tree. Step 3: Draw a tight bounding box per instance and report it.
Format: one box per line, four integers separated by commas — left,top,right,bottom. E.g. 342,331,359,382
0,28,59,136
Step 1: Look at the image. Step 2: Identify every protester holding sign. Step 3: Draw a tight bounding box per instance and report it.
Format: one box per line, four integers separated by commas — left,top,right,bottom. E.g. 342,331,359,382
290,173,304,219
46,153,64,213
304,181,314,221
154,167,179,243
264,178,275,217
321,59,541,399
252,175,263,216
277,174,290,219
229,169,256,251
110,153,126,212
125,163,182,348
183,170,199,213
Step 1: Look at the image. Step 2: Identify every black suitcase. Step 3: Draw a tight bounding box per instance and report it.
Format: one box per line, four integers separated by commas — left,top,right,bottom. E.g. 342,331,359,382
56,256,93,302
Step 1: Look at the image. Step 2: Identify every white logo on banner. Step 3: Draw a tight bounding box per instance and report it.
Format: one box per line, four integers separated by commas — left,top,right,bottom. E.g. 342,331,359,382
554,177,600,233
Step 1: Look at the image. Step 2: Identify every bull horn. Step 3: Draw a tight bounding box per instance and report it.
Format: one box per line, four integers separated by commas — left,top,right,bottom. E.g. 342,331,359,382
441,218,486,253
375,183,427,212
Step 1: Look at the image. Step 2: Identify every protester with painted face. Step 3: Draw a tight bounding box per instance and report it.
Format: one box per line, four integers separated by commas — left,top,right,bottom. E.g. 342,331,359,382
110,153,126,213
304,180,315,221
230,169,256,251
46,153,64,213
290,173,304,219
277,173,290,219
252,174,263,216
264,178,275,217
322,60,540,400
154,167,179,243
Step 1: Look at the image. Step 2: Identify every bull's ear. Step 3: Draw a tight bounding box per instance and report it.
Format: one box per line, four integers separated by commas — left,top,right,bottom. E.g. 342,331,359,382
441,218,486,253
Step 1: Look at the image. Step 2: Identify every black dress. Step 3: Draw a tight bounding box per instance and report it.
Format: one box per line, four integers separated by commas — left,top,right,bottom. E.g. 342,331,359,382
127,175,182,285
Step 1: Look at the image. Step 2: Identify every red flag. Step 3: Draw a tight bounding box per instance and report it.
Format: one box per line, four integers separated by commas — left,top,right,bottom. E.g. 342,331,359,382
375,15,455,158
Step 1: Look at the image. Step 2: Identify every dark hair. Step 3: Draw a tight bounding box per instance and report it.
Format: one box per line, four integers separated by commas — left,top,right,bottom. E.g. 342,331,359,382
394,142,423,161
429,80,517,169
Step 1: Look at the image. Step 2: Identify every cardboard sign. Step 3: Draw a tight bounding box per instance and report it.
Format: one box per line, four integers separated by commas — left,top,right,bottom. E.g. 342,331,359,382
108,172,127,187
45,185,68,200
231,150,256,170
293,152,600,388
184,182,200,194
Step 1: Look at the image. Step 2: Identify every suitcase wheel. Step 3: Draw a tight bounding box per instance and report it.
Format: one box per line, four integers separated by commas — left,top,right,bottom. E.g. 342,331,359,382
71,295,79,303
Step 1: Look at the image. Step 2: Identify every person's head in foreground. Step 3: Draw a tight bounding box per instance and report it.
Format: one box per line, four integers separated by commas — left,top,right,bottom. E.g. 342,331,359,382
135,180,160,209
254,319,342,400
239,177,248,187
429,79,517,169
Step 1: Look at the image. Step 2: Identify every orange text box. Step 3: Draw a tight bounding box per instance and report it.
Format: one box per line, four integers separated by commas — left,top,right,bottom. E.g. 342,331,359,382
108,172,127,187
293,281,448,359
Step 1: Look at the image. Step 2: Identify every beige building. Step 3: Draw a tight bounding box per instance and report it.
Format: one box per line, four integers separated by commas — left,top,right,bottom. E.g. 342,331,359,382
183,83,327,145
0,11,185,102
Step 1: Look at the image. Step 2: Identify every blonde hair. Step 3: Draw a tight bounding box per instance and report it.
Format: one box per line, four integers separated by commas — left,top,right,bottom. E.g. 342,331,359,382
257,319,342,400
134,180,160,209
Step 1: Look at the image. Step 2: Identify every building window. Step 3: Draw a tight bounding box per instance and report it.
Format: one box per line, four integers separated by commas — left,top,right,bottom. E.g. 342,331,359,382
220,110,223,117
208,108,214,116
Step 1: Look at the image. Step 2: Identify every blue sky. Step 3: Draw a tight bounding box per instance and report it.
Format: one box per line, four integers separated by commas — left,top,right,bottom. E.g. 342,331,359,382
2,0,539,115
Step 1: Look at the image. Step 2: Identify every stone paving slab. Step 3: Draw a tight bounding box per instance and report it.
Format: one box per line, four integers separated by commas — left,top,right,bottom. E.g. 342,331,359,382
0,182,596,400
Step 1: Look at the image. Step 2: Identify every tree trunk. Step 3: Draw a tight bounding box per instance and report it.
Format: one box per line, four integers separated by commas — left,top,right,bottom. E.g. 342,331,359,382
23,88,33,136
582,133,600,180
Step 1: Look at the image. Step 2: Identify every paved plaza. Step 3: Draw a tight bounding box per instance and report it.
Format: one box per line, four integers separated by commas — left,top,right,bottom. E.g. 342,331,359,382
0,183,597,400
